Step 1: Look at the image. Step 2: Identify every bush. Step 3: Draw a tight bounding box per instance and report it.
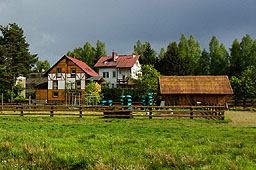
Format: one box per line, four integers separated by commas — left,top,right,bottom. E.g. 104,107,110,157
13,95,26,103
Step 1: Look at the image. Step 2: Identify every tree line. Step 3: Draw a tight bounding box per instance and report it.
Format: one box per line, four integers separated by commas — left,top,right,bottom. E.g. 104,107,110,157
0,23,255,101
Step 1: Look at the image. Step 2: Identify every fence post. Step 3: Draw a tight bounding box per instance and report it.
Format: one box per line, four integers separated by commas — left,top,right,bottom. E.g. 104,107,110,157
79,107,82,118
149,107,152,119
243,99,246,108
20,106,24,116
221,107,225,120
1,93,3,110
50,107,54,117
190,107,193,119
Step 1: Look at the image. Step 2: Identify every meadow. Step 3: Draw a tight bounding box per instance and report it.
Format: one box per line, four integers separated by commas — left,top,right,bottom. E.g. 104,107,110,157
0,111,255,169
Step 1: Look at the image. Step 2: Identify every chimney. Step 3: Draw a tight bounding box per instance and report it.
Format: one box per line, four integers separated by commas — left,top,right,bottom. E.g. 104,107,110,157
72,53,76,59
112,51,117,61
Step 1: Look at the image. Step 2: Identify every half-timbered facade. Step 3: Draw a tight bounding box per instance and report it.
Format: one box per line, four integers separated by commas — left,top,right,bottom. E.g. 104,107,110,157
36,55,103,103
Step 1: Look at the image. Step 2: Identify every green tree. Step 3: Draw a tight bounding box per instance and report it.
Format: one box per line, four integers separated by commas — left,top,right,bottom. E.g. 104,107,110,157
133,40,144,55
155,47,165,72
133,40,157,65
194,49,210,75
33,60,50,73
0,23,38,102
142,42,157,65
177,34,201,75
67,40,106,69
209,36,229,75
229,39,242,76
231,66,256,99
158,47,165,61
240,34,253,69
84,80,103,104
189,37,202,74
159,42,183,75
95,40,107,63
178,34,189,75
250,39,256,68
133,65,161,102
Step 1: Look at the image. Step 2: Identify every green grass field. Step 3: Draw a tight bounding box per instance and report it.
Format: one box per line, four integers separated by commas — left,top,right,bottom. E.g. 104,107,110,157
0,111,255,169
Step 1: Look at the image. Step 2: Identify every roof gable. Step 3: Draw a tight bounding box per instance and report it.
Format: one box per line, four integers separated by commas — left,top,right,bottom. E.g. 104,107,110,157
45,55,99,77
159,76,233,95
94,55,140,68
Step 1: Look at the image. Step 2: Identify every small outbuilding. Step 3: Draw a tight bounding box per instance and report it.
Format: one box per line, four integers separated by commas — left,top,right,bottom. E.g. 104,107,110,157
159,76,233,106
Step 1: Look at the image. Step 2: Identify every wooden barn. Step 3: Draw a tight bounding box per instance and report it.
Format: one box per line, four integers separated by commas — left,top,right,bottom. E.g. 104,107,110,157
159,76,233,106
35,55,103,103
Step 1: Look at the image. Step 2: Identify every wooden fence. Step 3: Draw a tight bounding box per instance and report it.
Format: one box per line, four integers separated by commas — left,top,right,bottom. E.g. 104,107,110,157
227,99,256,108
0,105,225,120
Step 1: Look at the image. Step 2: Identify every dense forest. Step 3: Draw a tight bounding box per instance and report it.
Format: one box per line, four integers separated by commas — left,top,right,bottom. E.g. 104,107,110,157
67,34,256,100
1,23,256,101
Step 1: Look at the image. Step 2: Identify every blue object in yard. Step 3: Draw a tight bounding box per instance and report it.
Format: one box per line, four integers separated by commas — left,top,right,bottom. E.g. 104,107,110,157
126,95,132,110
108,100,113,106
120,95,133,110
100,100,112,106
120,95,125,106
100,100,107,106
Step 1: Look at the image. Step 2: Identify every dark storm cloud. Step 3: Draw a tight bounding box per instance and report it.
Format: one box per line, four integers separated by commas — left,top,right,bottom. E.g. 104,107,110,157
1,0,256,64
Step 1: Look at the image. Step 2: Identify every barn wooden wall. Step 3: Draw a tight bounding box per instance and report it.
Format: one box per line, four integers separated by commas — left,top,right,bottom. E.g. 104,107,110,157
162,94,226,106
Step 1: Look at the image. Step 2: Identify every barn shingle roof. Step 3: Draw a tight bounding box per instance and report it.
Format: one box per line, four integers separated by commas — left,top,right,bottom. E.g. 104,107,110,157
159,76,233,95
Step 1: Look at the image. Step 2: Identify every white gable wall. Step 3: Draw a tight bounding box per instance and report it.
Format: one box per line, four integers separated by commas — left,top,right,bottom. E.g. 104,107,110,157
131,60,141,79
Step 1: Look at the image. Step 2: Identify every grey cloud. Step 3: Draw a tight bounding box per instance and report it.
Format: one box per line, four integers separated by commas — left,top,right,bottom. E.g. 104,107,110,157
1,0,256,64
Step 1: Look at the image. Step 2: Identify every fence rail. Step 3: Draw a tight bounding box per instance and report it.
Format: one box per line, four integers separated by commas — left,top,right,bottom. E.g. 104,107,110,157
0,104,225,120
227,99,256,108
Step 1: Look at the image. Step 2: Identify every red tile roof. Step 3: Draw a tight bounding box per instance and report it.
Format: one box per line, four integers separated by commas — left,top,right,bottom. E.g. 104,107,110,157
66,56,99,77
45,55,99,77
159,76,233,95
94,55,140,68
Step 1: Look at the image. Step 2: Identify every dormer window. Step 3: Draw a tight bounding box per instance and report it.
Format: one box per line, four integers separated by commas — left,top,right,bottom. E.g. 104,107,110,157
71,68,76,78
103,61,108,64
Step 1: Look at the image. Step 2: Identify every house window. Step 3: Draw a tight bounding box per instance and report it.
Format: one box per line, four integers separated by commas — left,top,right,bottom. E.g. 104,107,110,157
71,68,76,78
113,71,116,78
52,92,58,98
53,81,58,90
76,80,81,89
103,72,109,78
112,83,115,88
57,68,62,78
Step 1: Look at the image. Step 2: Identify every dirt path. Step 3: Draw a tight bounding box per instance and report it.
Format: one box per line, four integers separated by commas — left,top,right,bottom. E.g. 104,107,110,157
225,111,256,127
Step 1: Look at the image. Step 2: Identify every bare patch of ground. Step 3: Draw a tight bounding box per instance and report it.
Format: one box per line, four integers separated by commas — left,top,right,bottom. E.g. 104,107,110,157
225,111,256,127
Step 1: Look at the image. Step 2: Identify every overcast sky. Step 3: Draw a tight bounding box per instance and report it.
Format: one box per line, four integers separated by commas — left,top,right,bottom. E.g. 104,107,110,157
1,0,256,65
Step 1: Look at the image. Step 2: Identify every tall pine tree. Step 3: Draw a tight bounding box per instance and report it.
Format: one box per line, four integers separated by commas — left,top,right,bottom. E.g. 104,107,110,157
229,39,242,76
209,36,229,75
0,23,37,84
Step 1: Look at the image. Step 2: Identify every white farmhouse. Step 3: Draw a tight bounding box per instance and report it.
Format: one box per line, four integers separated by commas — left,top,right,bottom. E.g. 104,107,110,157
94,52,141,88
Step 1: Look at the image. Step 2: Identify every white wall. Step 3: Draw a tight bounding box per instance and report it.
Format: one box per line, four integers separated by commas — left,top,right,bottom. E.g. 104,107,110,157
98,67,117,87
118,68,131,80
131,60,141,79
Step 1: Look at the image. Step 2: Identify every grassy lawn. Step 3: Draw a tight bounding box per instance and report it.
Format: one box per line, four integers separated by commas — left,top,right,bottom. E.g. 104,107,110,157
0,111,255,169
